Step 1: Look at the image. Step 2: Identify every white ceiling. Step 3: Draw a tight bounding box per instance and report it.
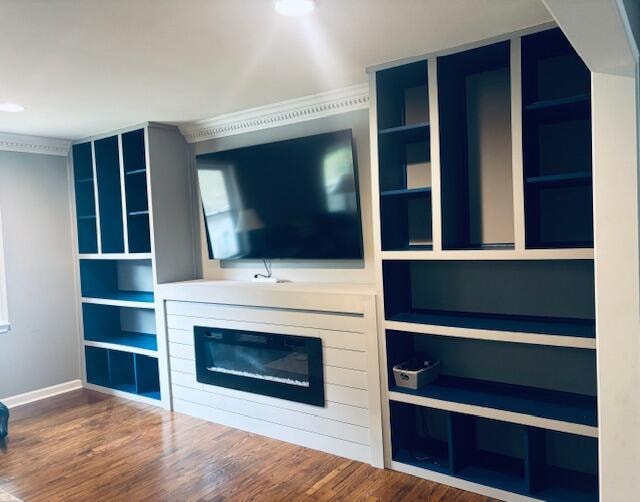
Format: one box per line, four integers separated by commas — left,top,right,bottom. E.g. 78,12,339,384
0,0,552,140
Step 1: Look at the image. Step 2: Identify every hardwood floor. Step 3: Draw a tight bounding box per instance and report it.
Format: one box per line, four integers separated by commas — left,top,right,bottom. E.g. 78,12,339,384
0,390,495,501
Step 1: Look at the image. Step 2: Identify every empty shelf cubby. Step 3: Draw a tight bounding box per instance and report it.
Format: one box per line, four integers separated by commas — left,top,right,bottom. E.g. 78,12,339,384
389,402,598,500
377,61,432,251
122,129,151,253
72,142,98,254
438,41,514,250
80,259,154,303
94,135,125,253
522,28,593,249
376,60,429,131
381,188,432,250
390,402,452,474
82,303,157,352
84,346,160,400
382,259,595,338
387,331,597,427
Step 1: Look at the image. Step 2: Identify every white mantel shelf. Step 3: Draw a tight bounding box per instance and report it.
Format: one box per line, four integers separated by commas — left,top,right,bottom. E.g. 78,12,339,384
157,280,376,314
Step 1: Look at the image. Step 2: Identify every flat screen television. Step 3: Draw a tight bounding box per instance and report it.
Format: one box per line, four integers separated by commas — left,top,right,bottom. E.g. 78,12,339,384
196,129,363,260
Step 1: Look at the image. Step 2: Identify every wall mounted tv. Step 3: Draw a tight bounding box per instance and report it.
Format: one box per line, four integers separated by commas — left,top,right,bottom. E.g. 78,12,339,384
196,129,363,260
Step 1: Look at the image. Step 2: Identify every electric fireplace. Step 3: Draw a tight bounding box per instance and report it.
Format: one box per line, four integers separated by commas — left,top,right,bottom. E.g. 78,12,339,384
194,326,324,406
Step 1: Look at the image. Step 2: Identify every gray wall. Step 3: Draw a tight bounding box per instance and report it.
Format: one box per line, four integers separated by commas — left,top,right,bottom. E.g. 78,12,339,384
0,151,79,399
193,109,375,284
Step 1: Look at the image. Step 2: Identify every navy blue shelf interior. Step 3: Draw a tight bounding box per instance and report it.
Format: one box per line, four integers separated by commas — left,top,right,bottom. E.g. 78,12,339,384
122,129,151,254
383,259,596,337
72,142,98,254
79,259,154,303
85,346,160,400
82,303,157,351
376,60,433,253
391,376,597,427
437,40,515,251
522,28,593,249
388,310,595,338
94,135,125,253
390,402,598,500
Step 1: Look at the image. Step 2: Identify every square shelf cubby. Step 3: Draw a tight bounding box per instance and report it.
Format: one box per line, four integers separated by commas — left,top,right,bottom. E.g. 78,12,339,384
390,402,452,474
386,331,598,427
438,41,514,250
382,259,596,338
376,60,429,131
80,258,154,303
522,28,593,249
84,346,160,400
83,303,157,352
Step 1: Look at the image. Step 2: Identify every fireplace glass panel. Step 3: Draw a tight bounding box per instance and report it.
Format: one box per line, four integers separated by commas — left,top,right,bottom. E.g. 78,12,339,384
194,326,324,406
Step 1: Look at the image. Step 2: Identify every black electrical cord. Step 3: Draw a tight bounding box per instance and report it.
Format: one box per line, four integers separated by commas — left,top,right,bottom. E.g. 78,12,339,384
254,259,273,279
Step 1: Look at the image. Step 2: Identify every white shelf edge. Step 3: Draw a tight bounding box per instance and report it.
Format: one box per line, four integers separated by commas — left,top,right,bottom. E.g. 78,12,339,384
387,390,598,438
81,297,156,309
384,320,596,350
380,248,594,261
83,382,162,407
390,460,540,502
83,340,158,358
78,253,153,260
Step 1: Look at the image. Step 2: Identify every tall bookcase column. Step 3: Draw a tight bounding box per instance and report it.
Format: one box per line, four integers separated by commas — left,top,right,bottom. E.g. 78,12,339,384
369,25,598,502
71,123,197,409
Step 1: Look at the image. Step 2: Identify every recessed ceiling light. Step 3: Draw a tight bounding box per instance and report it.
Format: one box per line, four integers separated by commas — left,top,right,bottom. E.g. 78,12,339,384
0,102,25,113
274,0,316,17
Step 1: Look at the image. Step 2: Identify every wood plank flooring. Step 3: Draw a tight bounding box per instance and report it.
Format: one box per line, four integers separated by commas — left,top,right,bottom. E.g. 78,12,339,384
0,390,495,501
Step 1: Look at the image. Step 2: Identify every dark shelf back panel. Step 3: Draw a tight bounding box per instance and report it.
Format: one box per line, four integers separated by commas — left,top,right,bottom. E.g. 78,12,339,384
377,61,429,130
94,135,125,253
72,142,98,254
381,192,432,251
122,129,151,253
387,331,597,398
522,28,593,249
521,28,590,105
379,135,430,192
438,41,514,250
383,259,595,323
122,129,147,173
85,346,160,399
390,402,452,474
79,259,154,301
82,303,157,351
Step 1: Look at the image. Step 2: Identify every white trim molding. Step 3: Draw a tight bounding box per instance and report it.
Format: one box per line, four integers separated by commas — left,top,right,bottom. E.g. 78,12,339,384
180,83,370,143
2,380,82,408
0,132,72,157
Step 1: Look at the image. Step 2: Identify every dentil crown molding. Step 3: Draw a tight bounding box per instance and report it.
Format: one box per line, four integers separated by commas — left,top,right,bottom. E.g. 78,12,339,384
0,132,71,156
179,82,370,143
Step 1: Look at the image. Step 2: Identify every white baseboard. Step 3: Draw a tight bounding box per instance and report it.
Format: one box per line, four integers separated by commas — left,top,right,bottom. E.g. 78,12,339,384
2,379,83,409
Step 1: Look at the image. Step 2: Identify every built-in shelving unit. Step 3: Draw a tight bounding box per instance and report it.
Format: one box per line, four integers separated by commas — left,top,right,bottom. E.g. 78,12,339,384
377,60,433,252
371,26,598,501
71,123,197,407
522,28,593,249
